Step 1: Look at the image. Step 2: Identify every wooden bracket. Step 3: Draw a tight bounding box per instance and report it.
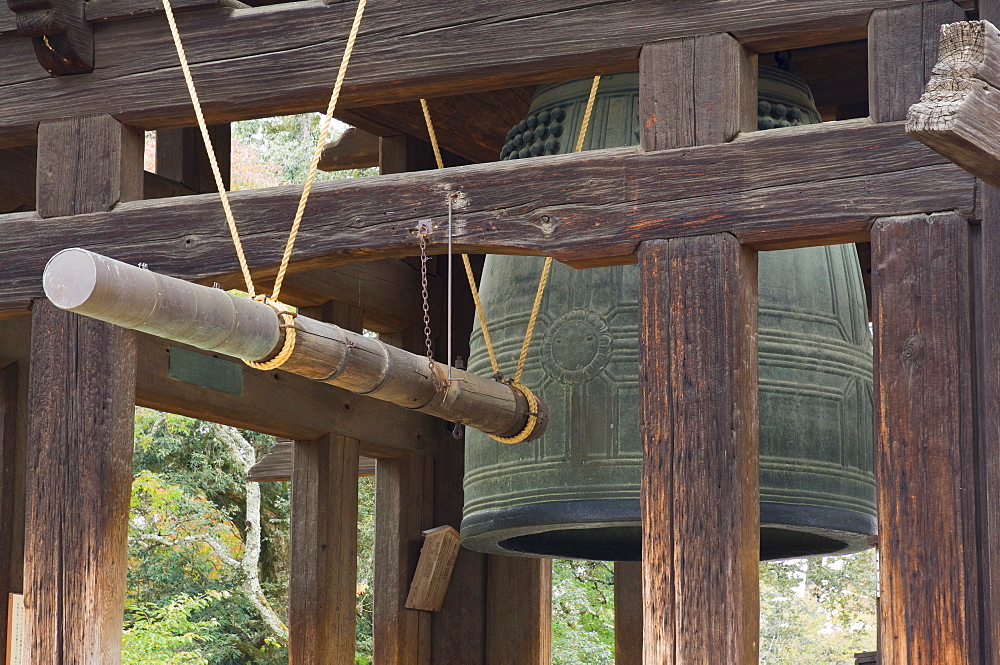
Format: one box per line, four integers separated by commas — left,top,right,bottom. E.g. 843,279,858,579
7,0,93,74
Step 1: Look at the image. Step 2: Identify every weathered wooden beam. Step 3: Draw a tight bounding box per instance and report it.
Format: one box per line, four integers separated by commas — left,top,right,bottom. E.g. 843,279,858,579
341,88,535,164
44,249,545,442
869,0,965,123
906,20,1000,191
0,119,974,316
289,432,360,663
7,0,93,74
318,127,380,172
0,0,939,146
135,334,437,457
246,439,376,481
86,0,247,22
249,259,440,334
872,212,983,665
639,235,759,665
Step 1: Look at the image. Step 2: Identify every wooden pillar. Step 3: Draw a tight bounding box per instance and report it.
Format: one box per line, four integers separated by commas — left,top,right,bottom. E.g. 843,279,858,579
614,562,642,665
638,235,759,665
638,32,758,665
288,300,362,663
485,556,551,665
0,316,28,658
23,114,142,663
374,452,433,665
155,125,231,193
978,189,1000,665
872,212,983,664
868,0,965,123
288,432,360,663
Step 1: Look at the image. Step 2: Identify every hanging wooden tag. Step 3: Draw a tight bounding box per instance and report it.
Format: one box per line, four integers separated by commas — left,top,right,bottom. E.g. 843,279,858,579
6,593,24,665
405,525,461,612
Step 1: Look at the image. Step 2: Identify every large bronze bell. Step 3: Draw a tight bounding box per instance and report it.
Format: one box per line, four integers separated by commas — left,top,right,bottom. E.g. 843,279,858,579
461,68,876,562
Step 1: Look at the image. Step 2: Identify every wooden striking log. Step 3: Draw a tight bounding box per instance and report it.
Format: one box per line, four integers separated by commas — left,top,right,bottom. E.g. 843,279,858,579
906,20,1000,192
42,248,547,441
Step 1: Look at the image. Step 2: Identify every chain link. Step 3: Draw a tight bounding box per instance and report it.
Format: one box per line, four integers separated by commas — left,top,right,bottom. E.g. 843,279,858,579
418,227,448,393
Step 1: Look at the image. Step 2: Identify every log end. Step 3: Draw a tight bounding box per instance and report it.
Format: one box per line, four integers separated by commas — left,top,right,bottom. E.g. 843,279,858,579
43,248,100,310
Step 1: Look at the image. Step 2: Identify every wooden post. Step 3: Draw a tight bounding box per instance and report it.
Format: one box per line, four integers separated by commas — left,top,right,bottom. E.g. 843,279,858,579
485,556,552,665
977,188,1000,665
23,114,142,663
287,301,364,663
614,562,642,665
868,0,965,123
872,212,984,665
155,125,231,193
638,235,759,665
288,432,360,663
638,32,758,665
0,318,29,661
374,452,433,665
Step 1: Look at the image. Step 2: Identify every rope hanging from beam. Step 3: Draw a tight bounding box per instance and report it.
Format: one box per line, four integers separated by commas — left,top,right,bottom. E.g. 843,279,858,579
418,74,600,443
160,0,369,371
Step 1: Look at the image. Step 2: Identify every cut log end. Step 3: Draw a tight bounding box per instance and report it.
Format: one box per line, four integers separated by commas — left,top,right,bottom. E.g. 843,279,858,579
43,248,99,310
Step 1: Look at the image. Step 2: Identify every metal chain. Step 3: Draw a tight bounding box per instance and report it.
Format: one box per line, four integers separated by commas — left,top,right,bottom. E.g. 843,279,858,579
418,226,448,393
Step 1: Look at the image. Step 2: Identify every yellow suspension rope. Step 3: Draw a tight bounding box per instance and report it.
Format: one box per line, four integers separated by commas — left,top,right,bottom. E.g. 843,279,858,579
161,0,368,371
420,74,601,443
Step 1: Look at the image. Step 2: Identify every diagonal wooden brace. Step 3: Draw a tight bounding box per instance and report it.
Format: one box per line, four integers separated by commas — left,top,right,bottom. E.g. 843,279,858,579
42,248,547,442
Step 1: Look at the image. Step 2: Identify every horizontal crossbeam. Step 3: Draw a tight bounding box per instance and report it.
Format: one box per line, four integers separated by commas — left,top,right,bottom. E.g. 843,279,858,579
0,119,974,316
0,0,929,147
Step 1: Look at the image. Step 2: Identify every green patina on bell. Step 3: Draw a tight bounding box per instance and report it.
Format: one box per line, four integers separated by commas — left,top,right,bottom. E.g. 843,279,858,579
462,68,875,561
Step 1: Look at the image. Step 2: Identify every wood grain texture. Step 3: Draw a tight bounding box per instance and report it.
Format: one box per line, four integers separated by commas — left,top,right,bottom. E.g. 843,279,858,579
639,34,756,150
0,317,29,661
36,115,143,218
246,439,376,481
975,187,1000,665
614,561,642,665
0,119,975,316
319,126,380,171
906,20,1000,191
872,212,980,665
22,300,137,664
86,0,246,22
0,362,21,654
638,235,759,665
0,0,937,146
156,125,231,194
374,453,433,665
7,0,93,74
869,0,965,122
342,88,534,164
485,556,552,665
288,433,360,664
134,335,443,457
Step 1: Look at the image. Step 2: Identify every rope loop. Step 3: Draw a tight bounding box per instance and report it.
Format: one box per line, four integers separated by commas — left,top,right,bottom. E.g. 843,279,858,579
243,296,298,371
489,381,542,444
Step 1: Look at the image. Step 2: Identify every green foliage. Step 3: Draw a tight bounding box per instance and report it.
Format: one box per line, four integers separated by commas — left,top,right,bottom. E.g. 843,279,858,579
552,560,615,665
122,591,227,665
128,410,289,664
355,476,376,662
230,115,375,189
